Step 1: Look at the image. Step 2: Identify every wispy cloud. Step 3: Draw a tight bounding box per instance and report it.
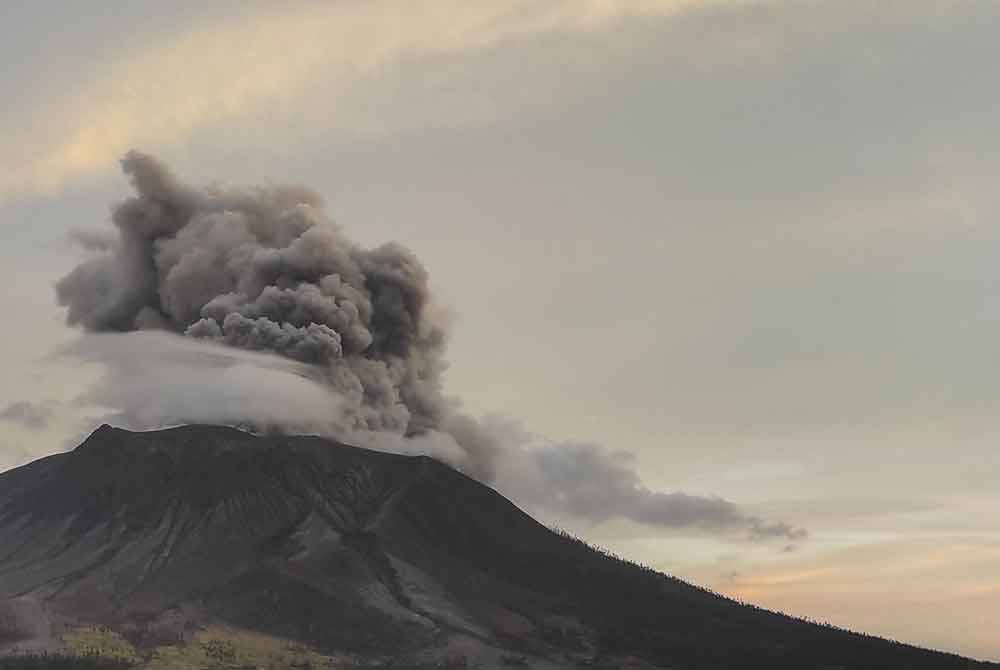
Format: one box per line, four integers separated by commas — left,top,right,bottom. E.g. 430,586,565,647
0,401,53,430
0,0,736,201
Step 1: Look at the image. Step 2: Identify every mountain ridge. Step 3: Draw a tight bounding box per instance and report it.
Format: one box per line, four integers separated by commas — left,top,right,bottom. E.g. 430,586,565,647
0,425,994,669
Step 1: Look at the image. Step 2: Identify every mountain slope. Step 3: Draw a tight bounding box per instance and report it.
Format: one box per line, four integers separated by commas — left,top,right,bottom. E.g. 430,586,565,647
0,425,994,669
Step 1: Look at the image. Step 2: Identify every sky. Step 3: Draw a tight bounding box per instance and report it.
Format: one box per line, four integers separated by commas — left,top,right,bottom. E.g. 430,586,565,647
0,0,998,660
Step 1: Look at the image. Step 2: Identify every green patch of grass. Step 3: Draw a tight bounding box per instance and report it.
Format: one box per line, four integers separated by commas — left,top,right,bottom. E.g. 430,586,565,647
62,626,140,666
145,626,343,670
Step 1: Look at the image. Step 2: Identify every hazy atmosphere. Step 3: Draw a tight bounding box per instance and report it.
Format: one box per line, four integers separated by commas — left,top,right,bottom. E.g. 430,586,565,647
1,1,998,661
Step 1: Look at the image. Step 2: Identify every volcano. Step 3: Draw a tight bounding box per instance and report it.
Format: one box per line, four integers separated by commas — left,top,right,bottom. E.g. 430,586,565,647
0,425,993,669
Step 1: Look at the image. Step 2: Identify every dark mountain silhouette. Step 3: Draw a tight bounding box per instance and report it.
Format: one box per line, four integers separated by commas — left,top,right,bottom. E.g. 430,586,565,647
0,425,994,669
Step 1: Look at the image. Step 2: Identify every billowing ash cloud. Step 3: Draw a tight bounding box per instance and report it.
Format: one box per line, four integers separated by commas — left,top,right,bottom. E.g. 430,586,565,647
56,152,805,542
56,151,495,480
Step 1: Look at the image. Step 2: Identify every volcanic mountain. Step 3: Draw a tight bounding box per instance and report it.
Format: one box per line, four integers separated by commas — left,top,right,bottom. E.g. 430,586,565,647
0,426,993,669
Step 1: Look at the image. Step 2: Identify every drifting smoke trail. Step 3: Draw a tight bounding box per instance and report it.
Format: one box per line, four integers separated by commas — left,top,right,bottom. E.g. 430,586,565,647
56,153,804,541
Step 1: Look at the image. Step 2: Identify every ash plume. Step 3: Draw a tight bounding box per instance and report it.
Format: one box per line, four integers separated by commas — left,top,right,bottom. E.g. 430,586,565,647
56,152,805,542
56,151,493,479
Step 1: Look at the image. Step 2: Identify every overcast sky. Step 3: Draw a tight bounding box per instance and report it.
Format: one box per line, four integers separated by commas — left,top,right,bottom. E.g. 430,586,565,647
1,0,998,660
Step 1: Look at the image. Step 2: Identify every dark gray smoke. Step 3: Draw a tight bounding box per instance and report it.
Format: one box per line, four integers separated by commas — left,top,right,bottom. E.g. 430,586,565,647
55,152,805,542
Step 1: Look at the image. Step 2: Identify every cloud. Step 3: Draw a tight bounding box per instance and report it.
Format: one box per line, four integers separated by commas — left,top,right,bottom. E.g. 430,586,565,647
0,401,53,430
0,0,738,201
62,331,353,436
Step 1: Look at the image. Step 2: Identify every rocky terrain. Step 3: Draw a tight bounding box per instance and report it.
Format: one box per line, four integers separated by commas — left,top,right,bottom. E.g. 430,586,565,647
0,425,994,669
